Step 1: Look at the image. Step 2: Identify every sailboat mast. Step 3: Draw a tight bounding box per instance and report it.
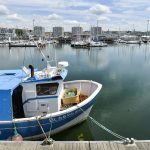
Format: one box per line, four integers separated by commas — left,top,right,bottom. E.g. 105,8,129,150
147,20,149,36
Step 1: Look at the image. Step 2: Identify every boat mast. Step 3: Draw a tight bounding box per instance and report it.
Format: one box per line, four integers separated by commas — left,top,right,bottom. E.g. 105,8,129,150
97,20,98,41
147,19,149,36
33,19,35,28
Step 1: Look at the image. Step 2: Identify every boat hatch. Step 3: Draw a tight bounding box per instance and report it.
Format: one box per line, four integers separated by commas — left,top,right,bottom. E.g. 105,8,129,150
0,70,27,91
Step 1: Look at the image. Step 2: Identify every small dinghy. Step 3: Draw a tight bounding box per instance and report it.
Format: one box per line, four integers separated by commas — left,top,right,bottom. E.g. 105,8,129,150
0,63,102,140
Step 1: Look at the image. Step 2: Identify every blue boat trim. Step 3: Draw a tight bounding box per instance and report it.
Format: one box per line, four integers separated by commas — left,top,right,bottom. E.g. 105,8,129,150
23,96,58,105
23,78,56,83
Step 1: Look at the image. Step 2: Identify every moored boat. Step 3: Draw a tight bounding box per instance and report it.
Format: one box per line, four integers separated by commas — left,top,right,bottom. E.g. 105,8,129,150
126,40,143,44
71,41,88,48
0,63,102,140
141,36,150,43
88,41,107,47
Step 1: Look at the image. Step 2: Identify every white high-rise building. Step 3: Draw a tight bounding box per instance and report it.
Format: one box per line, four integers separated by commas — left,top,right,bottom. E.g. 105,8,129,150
53,27,64,38
72,27,83,35
91,27,102,37
34,26,45,38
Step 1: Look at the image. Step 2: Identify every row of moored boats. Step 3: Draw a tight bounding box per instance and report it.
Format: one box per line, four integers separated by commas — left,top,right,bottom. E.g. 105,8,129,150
71,40,108,48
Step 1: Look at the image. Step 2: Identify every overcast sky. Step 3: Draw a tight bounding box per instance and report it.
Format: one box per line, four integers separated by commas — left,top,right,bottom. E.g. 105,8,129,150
0,0,150,31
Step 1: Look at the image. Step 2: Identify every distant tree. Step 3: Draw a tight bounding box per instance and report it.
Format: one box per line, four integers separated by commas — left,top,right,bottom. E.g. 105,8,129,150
15,29,23,38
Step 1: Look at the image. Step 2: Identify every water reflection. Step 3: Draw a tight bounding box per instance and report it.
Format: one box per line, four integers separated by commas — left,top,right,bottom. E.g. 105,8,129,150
1,44,150,140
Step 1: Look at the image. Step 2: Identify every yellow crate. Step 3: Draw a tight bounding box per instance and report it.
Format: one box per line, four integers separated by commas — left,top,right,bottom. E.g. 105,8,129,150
62,88,80,104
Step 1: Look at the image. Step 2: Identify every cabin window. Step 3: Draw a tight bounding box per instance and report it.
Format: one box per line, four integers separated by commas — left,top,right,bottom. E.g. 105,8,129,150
36,83,59,96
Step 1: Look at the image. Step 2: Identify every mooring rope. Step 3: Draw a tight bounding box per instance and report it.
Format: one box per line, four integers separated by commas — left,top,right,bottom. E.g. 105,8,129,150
36,116,54,145
36,117,48,140
48,114,53,139
77,105,135,144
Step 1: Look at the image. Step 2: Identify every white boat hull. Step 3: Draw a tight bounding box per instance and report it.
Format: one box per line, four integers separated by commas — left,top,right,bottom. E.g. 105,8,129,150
0,80,102,140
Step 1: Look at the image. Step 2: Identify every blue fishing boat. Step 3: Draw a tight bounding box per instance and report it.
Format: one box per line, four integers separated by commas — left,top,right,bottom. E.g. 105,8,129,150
0,62,102,140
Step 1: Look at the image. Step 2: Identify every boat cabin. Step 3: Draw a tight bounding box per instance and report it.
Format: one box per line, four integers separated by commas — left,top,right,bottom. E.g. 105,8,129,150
0,68,64,121
22,79,63,118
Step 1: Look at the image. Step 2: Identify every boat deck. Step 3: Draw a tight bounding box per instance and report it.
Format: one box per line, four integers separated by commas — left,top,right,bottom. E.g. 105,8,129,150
0,141,150,150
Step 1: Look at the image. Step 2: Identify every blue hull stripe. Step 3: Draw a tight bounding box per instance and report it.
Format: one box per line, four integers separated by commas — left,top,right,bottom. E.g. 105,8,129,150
0,98,96,140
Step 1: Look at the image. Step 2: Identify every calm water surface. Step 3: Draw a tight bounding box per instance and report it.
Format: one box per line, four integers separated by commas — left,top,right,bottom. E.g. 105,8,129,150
1,44,150,141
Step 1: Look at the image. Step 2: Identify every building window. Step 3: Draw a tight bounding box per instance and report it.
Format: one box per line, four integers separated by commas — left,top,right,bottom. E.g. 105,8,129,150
36,83,59,96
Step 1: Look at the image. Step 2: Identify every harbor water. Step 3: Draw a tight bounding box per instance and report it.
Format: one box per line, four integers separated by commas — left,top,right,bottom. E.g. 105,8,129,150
0,43,150,141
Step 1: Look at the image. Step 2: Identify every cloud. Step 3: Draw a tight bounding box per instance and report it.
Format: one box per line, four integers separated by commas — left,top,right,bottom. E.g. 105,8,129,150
0,0,149,31
6,14,22,21
89,4,111,15
63,19,87,26
146,7,150,11
47,13,62,20
113,0,150,9
0,4,9,15
63,20,80,25
0,0,94,9
97,16,110,21
0,4,22,22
